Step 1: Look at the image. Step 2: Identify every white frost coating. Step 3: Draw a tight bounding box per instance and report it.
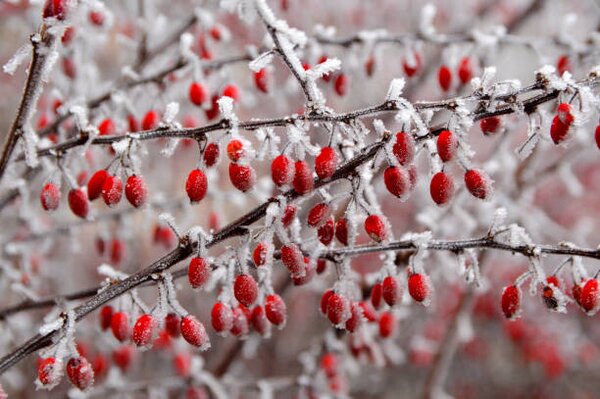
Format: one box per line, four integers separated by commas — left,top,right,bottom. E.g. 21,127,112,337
559,164,584,197
179,32,196,60
97,263,128,280
471,66,496,92
39,317,64,335
70,105,89,131
3,43,32,75
111,139,130,155
121,65,140,81
419,4,437,38
488,207,508,235
471,25,506,48
516,114,540,160
40,46,59,83
305,58,341,80
249,51,274,72
386,78,406,102
536,65,567,90
22,126,39,168
163,102,180,125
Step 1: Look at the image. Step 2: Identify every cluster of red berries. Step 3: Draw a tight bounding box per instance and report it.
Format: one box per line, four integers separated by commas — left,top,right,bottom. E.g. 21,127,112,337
304,56,349,96
188,82,240,121
437,57,475,92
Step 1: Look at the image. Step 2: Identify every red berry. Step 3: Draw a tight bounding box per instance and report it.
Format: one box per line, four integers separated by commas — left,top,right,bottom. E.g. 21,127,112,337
203,143,220,167
222,84,240,102
205,95,220,120
557,103,574,125
234,274,258,307
379,311,395,338
334,73,348,96
38,357,60,386
271,154,294,186
281,243,305,277
557,55,571,76
112,345,134,372
132,314,155,347
250,306,270,335
315,147,338,179
188,257,211,289
293,257,315,286
307,202,331,228
62,57,76,79
327,293,351,326
99,305,113,331
501,285,521,319
253,242,269,267
66,356,94,390
464,169,492,200
382,276,401,306
384,166,411,199
371,282,383,309
316,258,328,274
43,0,67,20
101,175,123,207
580,279,599,314
457,57,473,84
595,125,600,150
154,224,176,248
359,301,378,322
292,160,314,194
403,52,422,77
254,68,270,93
320,289,334,315
281,204,297,227
321,352,338,377
41,183,61,211
173,352,192,377
437,130,458,162
393,132,415,165
364,214,388,242
186,169,208,202
91,354,108,381
211,302,233,333
365,56,375,77
542,277,560,310
142,110,160,130
128,114,139,132
408,273,432,303
230,306,250,337
227,139,245,162
480,116,502,135
89,11,104,26
335,218,349,245
345,302,363,332
317,217,335,245
111,311,130,342
189,82,207,106
109,238,125,265
68,188,89,218
265,294,287,326
550,116,570,144
438,65,452,92
180,315,209,348
87,170,108,201
98,118,115,136
229,163,256,192
165,313,181,338
125,175,147,207
430,172,454,205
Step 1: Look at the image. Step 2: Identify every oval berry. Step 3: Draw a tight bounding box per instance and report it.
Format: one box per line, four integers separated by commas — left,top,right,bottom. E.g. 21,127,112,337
393,132,415,165
68,188,89,218
334,73,348,96
280,243,304,277
112,345,134,372
271,154,294,186
403,52,422,77
211,302,233,333
66,356,94,390
189,82,207,106
580,279,599,314
203,143,220,167
180,315,210,348
99,305,113,331
292,160,314,194
87,170,108,201
111,311,130,342
186,169,208,202
384,166,411,199
253,242,269,267
102,175,123,207
335,218,349,245
320,289,334,315
250,306,270,335
281,204,297,227
317,217,335,245
229,163,256,192
436,130,458,162
132,314,155,347
254,68,270,93
438,65,452,92
457,57,473,84
501,285,521,319
430,172,454,205
188,257,211,289
408,273,432,303
379,312,395,338
98,118,115,136
227,139,244,162
38,357,61,386
41,183,61,211
142,110,159,130
464,169,492,200
165,313,181,338
364,214,387,242
382,276,401,306
230,306,250,337
371,282,383,309
265,294,287,326
222,84,240,102
125,175,147,208
307,202,331,227
327,293,351,326
315,147,338,179
480,116,502,135
234,274,258,307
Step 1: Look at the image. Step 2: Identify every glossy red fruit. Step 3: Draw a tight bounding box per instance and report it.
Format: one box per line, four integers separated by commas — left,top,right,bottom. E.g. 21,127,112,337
189,82,207,106
180,315,209,348
165,313,181,337
320,289,334,315
125,175,147,207
222,84,240,102
230,306,250,337
102,175,123,207
265,294,287,326
41,183,61,211
480,116,502,135
438,65,452,91
408,273,432,303
271,154,294,186
188,257,211,289
281,243,305,277
234,274,258,307
132,314,155,347
281,204,297,227
318,217,335,245
127,114,139,132
68,188,89,218
292,160,314,194
66,356,94,390
315,147,338,179
595,125,600,150
393,132,415,165
307,202,331,227
345,302,363,332
364,214,388,242
403,52,422,77
379,311,395,338
334,73,348,96
464,169,492,200
371,282,383,309
335,218,348,245
142,110,160,130
98,118,115,136
293,257,315,286
227,139,244,162
38,357,60,386
430,172,454,205
316,258,328,274
229,163,256,192
550,115,571,144
437,130,458,162
254,68,270,93
203,143,220,167
43,0,67,20
99,305,113,331
557,103,574,124
253,242,269,266
501,285,521,319
186,169,208,202
384,166,411,199
211,302,233,333
580,279,599,314
382,276,401,306
327,293,351,326
557,55,571,76
87,170,108,201
112,345,134,372
250,306,270,335
111,311,130,342
457,57,473,84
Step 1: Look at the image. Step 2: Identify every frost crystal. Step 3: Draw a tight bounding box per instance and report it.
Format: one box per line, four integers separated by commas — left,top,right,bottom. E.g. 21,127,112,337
249,51,274,72
3,43,31,75
386,78,406,102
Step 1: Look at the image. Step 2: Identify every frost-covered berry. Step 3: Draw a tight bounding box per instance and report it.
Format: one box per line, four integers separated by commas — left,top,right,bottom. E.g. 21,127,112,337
550,103,574,144
480,116,502,135
430,172,454,205
334,73,348,96
265,294,287,326
41,183,61,211
557,55,571,76
318,217,335,245
125,175,147,208
293,257,316,286
186,169,208,202
188,257,211,289
371,282,383,309
315,147,338,179
595,125,600,150
142,110,160,130
501,285,521,319
234,274,258,307
165,313,181,338
384,166,411,199
87,170,108,201
438,65,452,92
271,154,294,186
379,311,395,338
345,303,363,332
464,169,492,200
580,279,599,314
222,84,240,102
180,315,210,348
203,143,220,167
227,139,245,162
230,306,250,337
364,214,388,242
250,305,270,335
320,289,334,315
211,302,234,333
66,356,94,391
403,52,422,77
281,243,305,277
99,305,113,331
38,357,61,387
189,82,207,106
457,57,473,84
436,130,458,162
408,273,432,304
359,301,378,322
382,276,401,306
68,188,89,218
229,163,256,192
327,293,351,326
293,160,314,194
101,175,123,207
393,131,415,165
254,68,270,93
253,242,269,266
307,202,331,227
154,224,176,248
98,118,115,136
89,11,104,26
111,311,130,342
335,218,349,245
43,0,67,20
133,314,155,347
281,204,297,227
542,275,561,310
